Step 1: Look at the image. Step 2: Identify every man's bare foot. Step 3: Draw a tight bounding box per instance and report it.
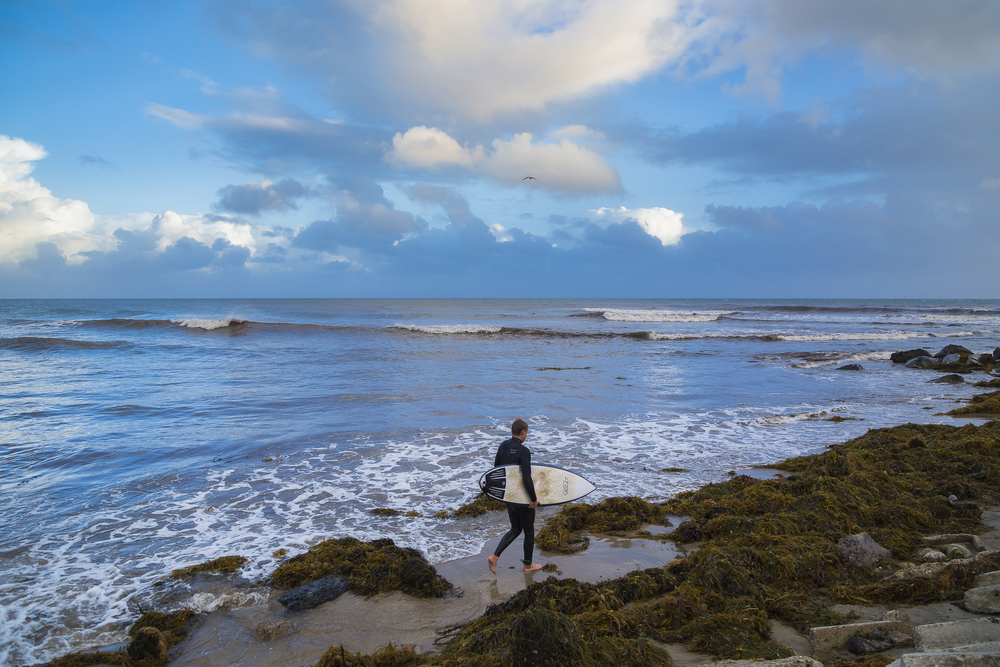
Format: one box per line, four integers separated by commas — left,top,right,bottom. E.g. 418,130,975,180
488,554,498,575
522,563,543,572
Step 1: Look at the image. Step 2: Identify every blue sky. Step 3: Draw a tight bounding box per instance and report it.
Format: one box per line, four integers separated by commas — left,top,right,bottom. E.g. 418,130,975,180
2,0,999,297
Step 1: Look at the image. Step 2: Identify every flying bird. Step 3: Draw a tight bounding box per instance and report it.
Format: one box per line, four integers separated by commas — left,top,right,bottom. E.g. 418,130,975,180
522,176,536,181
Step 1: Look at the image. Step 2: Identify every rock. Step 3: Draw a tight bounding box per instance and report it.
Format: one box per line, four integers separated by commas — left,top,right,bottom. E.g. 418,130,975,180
964,584,1000,614
916,547,947,561
934,345,973,358
979,353,996,366
946,543,973,559
941,353,963,366
837,364,864,371
931,374,965,384
838,532,892,568
128,626,168,662
891,349,931,364
717,658,823,667
994,347,1000,359
906,356,940,369
972,571,1000,588
278,575,350,612
847,630,895,655
252,621,295,641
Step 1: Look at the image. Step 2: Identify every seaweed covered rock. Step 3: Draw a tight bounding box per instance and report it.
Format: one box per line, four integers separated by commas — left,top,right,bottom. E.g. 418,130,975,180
270,537,452,598
169,555,247,579
838,533,891,568
128,626,168,662
536,496,668,553
313,643,432,666
451,493,506,519
510,599,592,666
128,608,197,647
947,390,1000,415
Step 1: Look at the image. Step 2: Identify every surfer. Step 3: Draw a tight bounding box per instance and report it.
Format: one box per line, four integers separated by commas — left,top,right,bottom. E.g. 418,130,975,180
488,419,543,574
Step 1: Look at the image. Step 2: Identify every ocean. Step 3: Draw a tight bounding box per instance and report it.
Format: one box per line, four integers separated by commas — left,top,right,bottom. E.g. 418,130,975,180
2,298,998,665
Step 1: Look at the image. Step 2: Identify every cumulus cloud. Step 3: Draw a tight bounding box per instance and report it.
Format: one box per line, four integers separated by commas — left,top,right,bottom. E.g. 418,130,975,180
214,178,307,215
0,135,108,265
588,206,686,245
389,126,621,195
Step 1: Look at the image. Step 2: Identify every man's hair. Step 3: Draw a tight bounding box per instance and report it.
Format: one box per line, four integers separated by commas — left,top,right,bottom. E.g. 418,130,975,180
512,418,528,436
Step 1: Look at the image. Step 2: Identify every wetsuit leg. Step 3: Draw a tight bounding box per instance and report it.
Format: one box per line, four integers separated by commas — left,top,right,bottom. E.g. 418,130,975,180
494,504,524,557
521,506,536,565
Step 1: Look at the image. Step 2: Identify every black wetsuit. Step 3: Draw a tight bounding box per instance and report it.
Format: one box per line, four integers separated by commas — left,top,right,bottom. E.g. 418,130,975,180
492,436,538,565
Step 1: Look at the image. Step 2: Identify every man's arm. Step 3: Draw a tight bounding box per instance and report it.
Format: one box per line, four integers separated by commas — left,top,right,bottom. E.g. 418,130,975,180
519,447,537,504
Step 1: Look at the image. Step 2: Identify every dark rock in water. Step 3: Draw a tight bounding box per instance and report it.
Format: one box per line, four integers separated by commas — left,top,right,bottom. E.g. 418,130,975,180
278,575,349,612
934,344,972,358
906,356,940,369
994,347,1000,359
941,353,962,366
979,353,996,366
891,349,931,364
838,532,891,567
932,374,966,384
836,364,864,371
847,632,896,655
128,626,168,662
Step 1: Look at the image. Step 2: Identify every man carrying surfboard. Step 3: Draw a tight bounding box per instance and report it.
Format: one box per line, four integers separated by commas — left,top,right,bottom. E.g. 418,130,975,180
488,419,544,574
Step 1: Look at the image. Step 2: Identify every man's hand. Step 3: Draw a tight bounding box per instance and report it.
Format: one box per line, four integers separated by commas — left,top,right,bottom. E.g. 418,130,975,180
529,501,539,509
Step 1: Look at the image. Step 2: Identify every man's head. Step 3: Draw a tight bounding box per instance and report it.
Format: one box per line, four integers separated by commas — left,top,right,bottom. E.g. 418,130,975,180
511,418,528,440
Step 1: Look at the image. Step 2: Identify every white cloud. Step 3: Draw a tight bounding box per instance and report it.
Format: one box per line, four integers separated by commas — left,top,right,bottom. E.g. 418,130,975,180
589,205,687,245
365,0,702,119
389,126,484,168
0,135,259,267
388,126,621,195
0,135,108,265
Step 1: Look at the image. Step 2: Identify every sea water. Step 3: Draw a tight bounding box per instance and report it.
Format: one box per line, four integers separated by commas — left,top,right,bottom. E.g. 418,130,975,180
1,298,998,665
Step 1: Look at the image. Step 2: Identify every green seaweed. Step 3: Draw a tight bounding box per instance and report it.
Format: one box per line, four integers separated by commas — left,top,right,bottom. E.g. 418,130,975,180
450,494,506,519
947,390,1000,415
270,537,452,598
536,496,670,553
169,555,247,579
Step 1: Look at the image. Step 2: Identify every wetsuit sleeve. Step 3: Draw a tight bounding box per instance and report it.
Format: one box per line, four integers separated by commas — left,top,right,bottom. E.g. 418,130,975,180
520,446,537,503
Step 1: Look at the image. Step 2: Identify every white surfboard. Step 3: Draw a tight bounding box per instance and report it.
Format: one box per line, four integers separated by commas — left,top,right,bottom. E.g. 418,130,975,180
478,464,596,507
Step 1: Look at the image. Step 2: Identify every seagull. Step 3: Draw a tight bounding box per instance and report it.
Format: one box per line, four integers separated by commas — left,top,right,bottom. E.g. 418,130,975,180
522,176,536,181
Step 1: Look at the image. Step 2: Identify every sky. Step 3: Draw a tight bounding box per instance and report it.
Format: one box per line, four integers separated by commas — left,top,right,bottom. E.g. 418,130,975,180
2,0,999,298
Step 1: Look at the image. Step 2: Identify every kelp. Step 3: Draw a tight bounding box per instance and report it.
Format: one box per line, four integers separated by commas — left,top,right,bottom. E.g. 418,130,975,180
270,536,452,598
947,390,1000,415
435,421,1000,665
169,555,247,579
40,609,196,667
450,494,506,519
314,643,434,667
536,496,670,553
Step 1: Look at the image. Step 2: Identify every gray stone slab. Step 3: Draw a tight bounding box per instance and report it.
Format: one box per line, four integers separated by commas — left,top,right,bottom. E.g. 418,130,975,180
810,621,913,658
965,586,1000,614
973,572,1000,588
900,652,1000,666
915,618,1000,652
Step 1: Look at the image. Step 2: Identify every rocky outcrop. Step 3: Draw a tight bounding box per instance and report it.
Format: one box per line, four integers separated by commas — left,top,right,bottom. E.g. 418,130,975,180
892,349,932,364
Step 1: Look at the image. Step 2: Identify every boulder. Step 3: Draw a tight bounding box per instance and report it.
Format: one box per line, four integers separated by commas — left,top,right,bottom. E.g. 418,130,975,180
972,571,1000,588
994,347,1000,359
906,356,940,369
934,345,973,358
931,374,965,384
891,349,931,364
278,575,350,612
963,584,1000,613
837,364,864,371
941,353,963,366
979,353,996,366
252,621,295,641
847,630,895,655
838,532,891,568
